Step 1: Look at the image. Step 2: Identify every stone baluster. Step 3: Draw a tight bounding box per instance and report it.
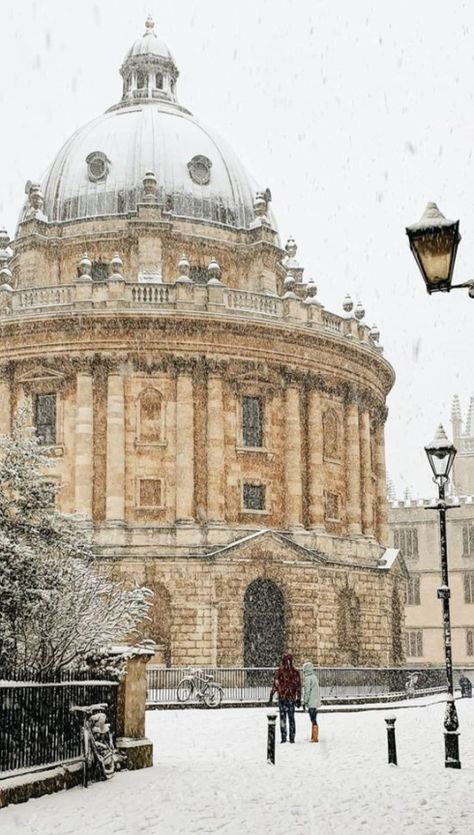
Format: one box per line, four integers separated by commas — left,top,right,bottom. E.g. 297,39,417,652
307,389,324,529
75,372,94,519
207,375,225,523
175,373,194,523
106,374,125,522
359,408,374,537
284,385,303,528
374,422,389,544
345,398,362,535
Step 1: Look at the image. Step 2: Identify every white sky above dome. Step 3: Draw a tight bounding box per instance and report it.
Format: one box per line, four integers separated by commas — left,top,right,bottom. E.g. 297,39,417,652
0,0,472,498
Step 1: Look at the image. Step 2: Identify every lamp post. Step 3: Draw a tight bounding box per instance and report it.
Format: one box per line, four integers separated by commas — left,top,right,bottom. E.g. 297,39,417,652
406,202,474,296
425,424,461,769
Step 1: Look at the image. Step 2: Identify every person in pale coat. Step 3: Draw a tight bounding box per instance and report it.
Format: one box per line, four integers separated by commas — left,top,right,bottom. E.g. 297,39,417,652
302,661,321,742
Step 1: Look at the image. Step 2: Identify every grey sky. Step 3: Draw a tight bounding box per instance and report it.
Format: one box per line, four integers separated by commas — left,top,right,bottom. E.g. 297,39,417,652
1,0,473,499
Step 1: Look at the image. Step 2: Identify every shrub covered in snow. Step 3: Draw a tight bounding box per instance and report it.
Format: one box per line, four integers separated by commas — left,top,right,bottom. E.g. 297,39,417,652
0,411,152,670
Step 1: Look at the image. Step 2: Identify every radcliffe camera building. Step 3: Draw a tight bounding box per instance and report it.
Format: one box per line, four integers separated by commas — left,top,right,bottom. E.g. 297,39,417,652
389,395,474,667
0,18,406,668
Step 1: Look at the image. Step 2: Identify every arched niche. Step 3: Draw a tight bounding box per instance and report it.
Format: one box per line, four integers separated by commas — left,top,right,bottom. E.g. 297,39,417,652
337,588,360,665
142,582,172,666
243,578,285,668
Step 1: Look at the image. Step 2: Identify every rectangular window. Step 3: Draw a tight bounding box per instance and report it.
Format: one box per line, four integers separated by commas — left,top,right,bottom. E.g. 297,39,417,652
393,526,418,560
243,483,265,511
407,575,420,605
138,478,163,509
463,523,474,557
466,630,474,657
325,492,339,521
405,630,423,657
242,396,263,448
464,573,474,604
34,393,56,446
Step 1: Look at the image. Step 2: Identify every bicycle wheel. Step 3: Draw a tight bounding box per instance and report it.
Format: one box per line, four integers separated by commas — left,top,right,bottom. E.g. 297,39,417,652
177,678,194,702
92,739,116,780
203,684,223,708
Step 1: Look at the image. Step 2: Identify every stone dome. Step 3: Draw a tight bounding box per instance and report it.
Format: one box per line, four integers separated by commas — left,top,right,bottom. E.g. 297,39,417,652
19,17,275,232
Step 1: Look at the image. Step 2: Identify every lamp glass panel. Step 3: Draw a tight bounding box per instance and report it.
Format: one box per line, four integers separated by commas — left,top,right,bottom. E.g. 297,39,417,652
413,230,456,286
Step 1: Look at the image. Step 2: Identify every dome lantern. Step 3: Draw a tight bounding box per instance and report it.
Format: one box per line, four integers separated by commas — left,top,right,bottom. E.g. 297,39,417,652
119,16,179,105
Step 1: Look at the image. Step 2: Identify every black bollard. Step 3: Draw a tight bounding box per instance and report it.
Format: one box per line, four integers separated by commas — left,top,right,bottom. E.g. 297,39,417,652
385,716,398,765
267,713,277,765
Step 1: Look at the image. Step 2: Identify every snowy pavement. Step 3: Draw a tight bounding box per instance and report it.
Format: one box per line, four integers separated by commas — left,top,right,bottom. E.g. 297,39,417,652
2,699,474,834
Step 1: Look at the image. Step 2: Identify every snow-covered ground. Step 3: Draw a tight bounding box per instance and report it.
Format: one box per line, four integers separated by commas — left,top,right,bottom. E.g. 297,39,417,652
2,699,474,834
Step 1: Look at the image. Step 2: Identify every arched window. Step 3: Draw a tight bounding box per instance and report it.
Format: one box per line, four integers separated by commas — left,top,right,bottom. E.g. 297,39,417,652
155,73,163,89
392,588,403,663
337,589,360,664
323,409,339,460
244,578,285,668
137,71,145,89
138,389,163,444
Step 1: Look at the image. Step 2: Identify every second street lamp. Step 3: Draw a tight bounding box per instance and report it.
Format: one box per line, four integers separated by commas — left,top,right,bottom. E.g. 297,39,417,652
406,202,474,296
425,424,461,769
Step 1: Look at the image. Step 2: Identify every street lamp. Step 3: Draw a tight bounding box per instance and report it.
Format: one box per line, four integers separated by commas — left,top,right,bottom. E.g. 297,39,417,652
425,424,461,769
406,202,474,296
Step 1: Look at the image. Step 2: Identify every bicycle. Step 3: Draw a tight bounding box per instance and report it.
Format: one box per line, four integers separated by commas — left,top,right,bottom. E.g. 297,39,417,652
70,702,124,787
176,669,224,707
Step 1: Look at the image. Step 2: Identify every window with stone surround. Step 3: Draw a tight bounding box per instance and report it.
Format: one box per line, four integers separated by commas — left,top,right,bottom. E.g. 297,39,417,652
464,573,474,604
243,483,265,511
325,491,339,521
405,630,423,657
34,393,57,446
407,575,420,605
466,629,474,657
137,388,164,444
393,526,418,560
463,523,474,557
322,408,339,460
242,395,263,448
137,478,163,509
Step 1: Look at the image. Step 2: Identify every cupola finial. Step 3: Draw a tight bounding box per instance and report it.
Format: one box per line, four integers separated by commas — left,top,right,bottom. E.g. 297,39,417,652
144,15,156,35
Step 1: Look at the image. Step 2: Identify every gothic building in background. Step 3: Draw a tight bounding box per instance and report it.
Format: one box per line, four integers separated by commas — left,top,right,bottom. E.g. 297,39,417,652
0,18,406,667
389,395,474,667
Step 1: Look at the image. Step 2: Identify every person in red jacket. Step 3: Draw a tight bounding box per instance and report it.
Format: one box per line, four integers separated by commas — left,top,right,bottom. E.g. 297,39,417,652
268,654,301,743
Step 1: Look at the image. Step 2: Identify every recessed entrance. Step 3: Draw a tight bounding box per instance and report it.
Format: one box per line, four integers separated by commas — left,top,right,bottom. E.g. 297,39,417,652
243,578,285,667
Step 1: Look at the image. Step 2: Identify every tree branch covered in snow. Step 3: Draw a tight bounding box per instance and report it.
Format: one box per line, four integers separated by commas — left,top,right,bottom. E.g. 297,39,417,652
0,411,152,670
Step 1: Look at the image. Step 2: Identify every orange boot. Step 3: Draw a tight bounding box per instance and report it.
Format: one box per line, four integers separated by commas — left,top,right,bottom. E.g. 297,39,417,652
310,724,319,743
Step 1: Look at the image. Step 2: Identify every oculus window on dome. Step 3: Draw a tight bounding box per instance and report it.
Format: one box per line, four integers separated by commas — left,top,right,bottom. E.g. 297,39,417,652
188,155,212,186
86,152,110,183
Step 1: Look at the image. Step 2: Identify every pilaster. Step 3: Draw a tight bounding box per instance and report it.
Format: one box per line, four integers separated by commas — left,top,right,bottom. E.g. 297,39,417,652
106,374,125,522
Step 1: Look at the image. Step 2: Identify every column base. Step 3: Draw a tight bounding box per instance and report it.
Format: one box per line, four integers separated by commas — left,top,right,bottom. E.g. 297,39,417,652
116,737,153,770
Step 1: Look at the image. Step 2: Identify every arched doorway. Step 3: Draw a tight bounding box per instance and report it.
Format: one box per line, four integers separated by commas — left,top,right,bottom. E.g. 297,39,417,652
243,579,285,667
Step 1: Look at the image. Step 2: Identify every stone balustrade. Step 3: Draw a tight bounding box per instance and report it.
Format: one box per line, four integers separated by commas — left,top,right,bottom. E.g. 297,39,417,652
0,280,381,349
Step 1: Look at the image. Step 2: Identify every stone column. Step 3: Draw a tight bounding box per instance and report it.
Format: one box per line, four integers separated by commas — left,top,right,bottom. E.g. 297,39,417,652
345,399,362,535
207,375,225,523
359,408,374,537
284,385,303,528
374,422,389,545
0,376,11,435
116,650,154,770
106,374,125,522
307,389,324,528
75,372,94,519
175,373,194,522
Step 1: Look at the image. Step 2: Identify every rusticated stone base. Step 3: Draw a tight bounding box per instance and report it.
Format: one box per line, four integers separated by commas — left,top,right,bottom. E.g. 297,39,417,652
0,762,82,809
116,737,153,770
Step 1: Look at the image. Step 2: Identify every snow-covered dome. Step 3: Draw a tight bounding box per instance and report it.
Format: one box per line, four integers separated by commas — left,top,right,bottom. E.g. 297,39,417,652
20,18,274,232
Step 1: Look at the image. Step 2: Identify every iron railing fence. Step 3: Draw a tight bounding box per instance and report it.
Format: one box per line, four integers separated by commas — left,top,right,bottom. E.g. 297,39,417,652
147,666,450,706
0,668,119,776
